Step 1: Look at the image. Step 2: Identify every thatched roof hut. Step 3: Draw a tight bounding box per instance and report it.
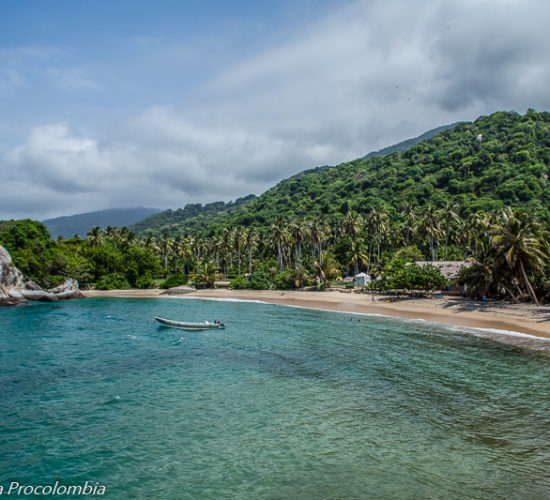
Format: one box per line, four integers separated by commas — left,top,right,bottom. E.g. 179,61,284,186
415,261,471,280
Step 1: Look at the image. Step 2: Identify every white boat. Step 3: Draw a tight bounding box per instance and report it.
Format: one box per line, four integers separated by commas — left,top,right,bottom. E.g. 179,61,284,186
154,316,225,330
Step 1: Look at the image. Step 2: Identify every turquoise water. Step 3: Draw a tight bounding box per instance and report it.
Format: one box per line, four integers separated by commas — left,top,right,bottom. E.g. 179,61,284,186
1,298,550,499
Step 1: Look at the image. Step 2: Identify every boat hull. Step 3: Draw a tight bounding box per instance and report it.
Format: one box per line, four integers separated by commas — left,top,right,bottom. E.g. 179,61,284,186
154,316,225,330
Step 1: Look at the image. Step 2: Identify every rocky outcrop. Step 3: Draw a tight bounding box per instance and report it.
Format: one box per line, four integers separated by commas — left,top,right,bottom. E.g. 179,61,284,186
0,244,83,306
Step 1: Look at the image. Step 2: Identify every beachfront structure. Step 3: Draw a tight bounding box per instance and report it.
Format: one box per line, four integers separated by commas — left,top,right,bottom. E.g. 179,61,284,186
354,272,371,286
415,261,470,281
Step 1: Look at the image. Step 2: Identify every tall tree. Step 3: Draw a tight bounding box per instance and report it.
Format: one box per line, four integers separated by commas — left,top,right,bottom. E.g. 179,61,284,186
440,201,460,259
341,210,364,274
491,208,549,306
314,251,340,289
87,226,104,248
270,218,289,271
419,205,441,261
159,233,173,277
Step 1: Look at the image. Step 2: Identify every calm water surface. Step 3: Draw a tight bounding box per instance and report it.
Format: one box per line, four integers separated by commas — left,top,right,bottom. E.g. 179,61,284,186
1,298,550,499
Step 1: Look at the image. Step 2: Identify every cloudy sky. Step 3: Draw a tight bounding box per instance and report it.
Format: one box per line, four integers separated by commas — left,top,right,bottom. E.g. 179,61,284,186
1,0,549,220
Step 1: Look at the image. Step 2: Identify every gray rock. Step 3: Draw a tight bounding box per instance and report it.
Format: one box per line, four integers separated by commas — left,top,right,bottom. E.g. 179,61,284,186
0,244,83,305
21,290,58,302
48,278,84,299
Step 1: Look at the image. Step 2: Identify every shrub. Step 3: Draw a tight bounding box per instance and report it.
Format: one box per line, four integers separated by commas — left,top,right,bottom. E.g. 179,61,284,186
248,271,272,290
274,271,296,289
95,273,131,290
135,273,155,289
229,275,249,289
160,273,189,289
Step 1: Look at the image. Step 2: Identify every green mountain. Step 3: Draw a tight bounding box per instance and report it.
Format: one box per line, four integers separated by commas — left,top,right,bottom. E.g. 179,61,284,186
43,207,161,239
361,123,460,160
132,123,460,236
130,195,256,235
135,110,550,237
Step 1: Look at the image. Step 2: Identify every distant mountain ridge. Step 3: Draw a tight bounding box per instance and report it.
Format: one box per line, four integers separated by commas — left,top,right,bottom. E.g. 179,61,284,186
43,207,162,238
361,123,461,160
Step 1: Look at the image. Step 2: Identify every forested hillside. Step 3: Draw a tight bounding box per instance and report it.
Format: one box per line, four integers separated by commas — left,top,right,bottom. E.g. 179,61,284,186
131,195,256,236
228,110,550,228
361,123,459,160
3,110,550,303
135,110,550,237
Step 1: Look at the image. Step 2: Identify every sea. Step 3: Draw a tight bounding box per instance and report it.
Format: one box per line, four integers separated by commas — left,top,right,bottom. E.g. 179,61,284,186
1,297,550,499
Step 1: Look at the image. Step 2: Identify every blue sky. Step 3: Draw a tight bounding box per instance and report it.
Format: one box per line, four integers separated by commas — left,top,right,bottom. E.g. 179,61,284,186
1,0,550,219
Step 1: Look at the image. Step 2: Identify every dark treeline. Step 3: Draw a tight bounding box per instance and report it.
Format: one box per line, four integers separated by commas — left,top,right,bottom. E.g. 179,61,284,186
2,202,549,304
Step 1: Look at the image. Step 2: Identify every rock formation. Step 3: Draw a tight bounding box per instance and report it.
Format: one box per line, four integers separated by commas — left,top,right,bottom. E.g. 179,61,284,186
0,244,83,306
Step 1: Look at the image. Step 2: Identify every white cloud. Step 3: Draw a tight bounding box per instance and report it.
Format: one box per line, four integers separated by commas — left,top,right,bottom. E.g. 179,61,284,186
2,0,550,220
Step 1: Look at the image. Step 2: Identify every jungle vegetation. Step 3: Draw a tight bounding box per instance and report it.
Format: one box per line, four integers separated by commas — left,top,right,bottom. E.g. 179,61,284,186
2,110,550,302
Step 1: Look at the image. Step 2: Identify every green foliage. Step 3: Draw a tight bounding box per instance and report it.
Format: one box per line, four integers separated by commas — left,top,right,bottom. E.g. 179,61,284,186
0,220,66,287
382,260,448,292
95,273,131,290
4,111,550,305
133,110,550,237
193,261,219,289
273,271,296,289
131,195,257,237
229,275,249,289
444,245,465,260
393,245,424,261
135,273,155,289
160,273,189,289
248,271,272,290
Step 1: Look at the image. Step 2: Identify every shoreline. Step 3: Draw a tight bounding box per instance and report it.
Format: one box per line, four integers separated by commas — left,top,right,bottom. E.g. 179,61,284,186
82,288,550,344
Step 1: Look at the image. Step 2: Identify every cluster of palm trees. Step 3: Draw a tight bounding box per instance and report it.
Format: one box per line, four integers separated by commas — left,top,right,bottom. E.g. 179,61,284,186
459,208,549,305
82,203,550,303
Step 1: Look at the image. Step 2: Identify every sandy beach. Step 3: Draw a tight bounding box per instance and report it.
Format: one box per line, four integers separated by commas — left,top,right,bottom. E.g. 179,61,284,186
82,288,550,344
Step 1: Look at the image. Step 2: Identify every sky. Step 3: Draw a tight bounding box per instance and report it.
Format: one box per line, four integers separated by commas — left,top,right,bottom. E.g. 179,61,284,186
1,0,550,220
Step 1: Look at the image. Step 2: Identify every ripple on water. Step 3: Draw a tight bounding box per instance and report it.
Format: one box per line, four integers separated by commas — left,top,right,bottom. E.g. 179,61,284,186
1,297,550,499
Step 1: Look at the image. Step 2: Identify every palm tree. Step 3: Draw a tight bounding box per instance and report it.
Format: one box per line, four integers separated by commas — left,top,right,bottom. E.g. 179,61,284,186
191,235,205,270
193,260,219,289
233,226,246,276
123,230,138,251
491,208,549,306
441,201,460,259
174,236,193,274
342,210,364,274
144,235,158,253
221,228,234,275
349,238,369,275
466,210,491,256
292,264,310,288
244,227,260,274
314,251,340,289
308,218,329,260
419,205,441,261
159,233,173,277
210,234,223,269
290,219,308,266
87,226,104,248
106,226,121,255
401,203,417,246
365,208,389,267
270,218,290,271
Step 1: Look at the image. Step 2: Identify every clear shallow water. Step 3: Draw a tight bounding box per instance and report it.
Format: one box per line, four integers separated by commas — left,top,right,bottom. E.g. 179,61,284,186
1,298,550,499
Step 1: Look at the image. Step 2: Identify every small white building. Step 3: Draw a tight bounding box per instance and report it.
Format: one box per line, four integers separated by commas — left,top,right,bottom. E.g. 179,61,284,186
354,272,371,286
